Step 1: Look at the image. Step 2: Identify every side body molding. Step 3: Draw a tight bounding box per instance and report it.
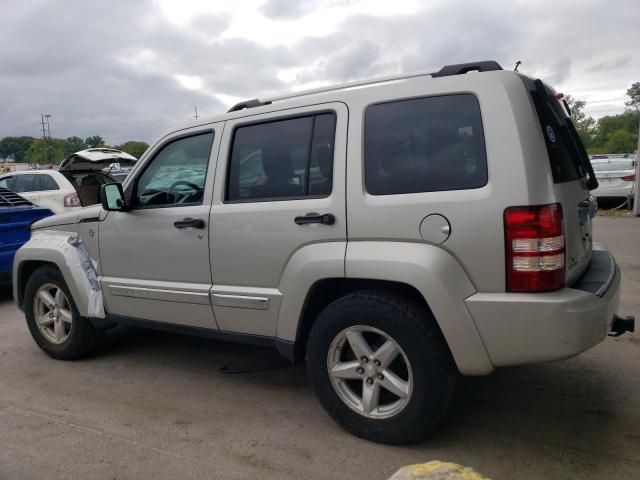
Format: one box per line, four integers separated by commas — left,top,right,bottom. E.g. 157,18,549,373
345,241,494,375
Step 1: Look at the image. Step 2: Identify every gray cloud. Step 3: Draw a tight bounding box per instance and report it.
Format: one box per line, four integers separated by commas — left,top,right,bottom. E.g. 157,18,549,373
1,0,638,145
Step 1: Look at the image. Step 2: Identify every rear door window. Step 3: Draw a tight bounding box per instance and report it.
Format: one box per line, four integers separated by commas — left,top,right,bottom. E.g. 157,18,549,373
12,175,37,193
34,174,60,191
364,94,488,195
226,112,336,202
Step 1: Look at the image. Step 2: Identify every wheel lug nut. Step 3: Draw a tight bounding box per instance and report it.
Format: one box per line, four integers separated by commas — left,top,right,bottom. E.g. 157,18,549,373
356,367,364,374
361,357,368,363
366,377,374,385
374,360,381,367
377,373,384,380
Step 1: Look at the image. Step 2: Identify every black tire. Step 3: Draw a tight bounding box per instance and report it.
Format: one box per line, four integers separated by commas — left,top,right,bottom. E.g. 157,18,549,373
24,266,102,360
306,290,456,444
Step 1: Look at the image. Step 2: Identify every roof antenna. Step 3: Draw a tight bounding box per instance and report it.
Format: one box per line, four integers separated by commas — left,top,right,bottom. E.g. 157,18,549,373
514,60,522,72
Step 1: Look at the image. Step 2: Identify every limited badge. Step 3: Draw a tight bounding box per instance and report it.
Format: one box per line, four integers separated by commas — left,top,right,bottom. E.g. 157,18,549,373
546,125,556,143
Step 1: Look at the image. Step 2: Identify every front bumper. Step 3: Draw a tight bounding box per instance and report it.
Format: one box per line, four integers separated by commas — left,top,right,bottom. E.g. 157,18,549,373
465,246,622,368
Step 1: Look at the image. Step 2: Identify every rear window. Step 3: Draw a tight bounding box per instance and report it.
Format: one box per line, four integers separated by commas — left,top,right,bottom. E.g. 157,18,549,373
364,94,487,195
524,78,597,188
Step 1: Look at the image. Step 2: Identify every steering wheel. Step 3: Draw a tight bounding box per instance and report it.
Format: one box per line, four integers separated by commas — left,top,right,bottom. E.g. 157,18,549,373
168,180,203,202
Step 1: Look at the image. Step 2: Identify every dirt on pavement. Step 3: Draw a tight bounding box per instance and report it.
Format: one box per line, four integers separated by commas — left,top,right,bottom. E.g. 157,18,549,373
0,216,638,480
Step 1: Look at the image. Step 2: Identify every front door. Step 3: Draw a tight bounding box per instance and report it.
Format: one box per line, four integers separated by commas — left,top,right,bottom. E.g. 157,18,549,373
99,126,222,329
209,103,348,337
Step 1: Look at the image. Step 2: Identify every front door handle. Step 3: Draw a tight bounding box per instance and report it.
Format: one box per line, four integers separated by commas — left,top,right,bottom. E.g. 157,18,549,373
294,213,335,225
174,218,206,229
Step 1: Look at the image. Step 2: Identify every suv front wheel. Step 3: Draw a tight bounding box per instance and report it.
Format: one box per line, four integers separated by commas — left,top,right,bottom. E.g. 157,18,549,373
306,290,456,444
24,266,102,360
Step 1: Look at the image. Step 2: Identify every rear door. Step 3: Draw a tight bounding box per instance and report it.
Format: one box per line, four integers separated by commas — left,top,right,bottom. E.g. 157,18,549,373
524,78,598,284
209,103,347,337
33,174,62,212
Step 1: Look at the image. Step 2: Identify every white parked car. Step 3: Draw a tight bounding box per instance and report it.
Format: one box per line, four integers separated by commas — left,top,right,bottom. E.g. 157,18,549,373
590,156,636,200
0,148,136,214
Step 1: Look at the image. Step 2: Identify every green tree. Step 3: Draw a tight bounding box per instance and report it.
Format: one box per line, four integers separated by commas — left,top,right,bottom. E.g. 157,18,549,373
593,111,640,150
115,140,149,159
85,135,105,147
25,138,66,164
63,136,87,155
565,95,596,147
0,136,36,162
601,129,636,153
625,81,640,112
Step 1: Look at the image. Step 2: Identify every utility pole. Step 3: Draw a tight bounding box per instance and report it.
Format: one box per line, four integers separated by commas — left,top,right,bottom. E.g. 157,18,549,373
633,122,640,216
194,106,199,120
40,114,52,167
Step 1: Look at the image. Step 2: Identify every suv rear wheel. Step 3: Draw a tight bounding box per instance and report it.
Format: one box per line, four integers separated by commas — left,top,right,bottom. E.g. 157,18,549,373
306,290,456,444
24,266,101,359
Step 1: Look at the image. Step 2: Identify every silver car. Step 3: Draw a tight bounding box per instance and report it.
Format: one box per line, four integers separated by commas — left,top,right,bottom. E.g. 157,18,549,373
12,60,633,444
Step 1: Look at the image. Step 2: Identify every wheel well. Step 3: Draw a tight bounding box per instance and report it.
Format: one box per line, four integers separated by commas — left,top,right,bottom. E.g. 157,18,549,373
16,261,58,308
293,278,433,363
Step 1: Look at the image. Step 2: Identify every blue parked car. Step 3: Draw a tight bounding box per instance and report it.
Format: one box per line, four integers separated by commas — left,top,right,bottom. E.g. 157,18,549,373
0,188,54,285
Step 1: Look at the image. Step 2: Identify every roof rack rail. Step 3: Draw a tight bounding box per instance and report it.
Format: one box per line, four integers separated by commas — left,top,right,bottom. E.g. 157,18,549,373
432,60,503,78
227,60,503,112
227,98,272,113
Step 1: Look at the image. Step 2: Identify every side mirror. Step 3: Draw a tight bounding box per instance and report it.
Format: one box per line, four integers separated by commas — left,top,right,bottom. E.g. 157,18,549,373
100,183,126,211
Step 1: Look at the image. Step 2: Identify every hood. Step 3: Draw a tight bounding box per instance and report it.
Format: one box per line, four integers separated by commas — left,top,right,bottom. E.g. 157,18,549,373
32,204,103,230
59,148,137,172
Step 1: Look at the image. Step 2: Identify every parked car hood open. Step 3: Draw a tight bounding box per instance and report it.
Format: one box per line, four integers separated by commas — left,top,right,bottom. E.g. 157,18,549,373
59,148,137,172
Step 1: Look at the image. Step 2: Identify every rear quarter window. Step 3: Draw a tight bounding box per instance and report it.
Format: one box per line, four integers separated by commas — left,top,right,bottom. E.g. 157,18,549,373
364,94,488,195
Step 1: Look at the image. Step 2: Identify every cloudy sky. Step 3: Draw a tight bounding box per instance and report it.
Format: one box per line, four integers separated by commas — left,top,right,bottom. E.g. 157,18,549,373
1,0,638,145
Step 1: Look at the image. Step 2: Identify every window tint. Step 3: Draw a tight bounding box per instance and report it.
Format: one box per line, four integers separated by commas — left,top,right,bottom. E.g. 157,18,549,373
365,94,487,195
34,174,60,191
0,176,14,190
12,175,37,193
226,113,336,201
134,132,214,208
524,78,596,188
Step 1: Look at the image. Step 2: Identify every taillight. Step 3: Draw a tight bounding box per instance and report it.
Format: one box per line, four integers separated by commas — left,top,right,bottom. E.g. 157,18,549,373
504,203,565,292
621,174,635,182
64,192,81,207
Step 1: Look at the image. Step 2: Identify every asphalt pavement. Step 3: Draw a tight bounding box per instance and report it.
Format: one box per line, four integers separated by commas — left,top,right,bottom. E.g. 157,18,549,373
0,216,638,480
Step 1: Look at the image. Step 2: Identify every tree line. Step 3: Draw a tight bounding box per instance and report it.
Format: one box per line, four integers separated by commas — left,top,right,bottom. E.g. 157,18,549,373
567,81,639,154
0,135,149,164
0,82,637,164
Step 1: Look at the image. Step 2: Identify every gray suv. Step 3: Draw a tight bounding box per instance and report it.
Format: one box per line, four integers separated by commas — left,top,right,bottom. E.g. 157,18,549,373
12,61,634,444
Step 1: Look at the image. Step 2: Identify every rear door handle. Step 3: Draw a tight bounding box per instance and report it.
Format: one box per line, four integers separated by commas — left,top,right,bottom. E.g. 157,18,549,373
174,218,205,229
294,213,335,225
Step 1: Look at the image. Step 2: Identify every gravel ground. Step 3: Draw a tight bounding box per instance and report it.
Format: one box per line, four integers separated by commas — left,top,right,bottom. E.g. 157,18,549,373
0,216,638,480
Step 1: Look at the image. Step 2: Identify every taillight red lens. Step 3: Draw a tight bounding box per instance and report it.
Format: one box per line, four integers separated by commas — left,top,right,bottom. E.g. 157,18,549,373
621,174,635,182
64,192,81,207
504,203,565,292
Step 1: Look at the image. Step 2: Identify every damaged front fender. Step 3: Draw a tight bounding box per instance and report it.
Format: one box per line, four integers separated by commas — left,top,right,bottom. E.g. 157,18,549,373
13,230,105,319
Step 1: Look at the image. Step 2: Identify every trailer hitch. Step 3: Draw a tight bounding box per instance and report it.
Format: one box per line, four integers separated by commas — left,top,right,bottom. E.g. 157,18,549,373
609,315,635,337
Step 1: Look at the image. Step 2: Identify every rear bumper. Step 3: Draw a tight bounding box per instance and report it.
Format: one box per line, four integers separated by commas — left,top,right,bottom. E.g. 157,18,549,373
592,186,634,198
465,246,622,368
